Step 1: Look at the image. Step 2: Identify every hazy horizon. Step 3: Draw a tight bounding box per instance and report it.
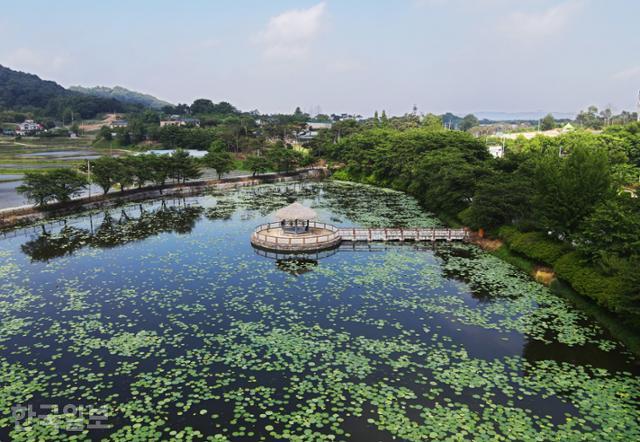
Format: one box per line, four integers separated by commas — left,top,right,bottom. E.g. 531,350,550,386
1,0,638,117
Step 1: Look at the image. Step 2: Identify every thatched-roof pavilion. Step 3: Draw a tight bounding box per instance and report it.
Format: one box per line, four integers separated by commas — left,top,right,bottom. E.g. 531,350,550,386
274,202,317,234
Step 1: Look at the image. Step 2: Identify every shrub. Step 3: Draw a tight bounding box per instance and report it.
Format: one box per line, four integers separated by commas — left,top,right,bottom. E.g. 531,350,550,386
554,252,633,319
497,226,520,243
457,207,475,229
331,169,352,181
553,252,584,282
509,231,569,264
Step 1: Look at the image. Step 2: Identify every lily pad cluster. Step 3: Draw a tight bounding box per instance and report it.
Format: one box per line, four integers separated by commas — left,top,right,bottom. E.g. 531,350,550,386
0,181,638,441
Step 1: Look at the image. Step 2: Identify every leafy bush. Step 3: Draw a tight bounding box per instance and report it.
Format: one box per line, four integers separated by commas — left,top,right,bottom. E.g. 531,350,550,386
554,252,638,324
498,226,568,264
509,231,570,264
497,226,521,243
331,169,352,181
553,252,584,282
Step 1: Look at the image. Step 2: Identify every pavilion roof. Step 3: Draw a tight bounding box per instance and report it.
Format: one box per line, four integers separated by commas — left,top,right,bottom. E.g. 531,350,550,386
274,202,317,220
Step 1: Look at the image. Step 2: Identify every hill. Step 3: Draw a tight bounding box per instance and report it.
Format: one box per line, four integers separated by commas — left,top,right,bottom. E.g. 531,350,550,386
69,85,172,109
0,65,127,119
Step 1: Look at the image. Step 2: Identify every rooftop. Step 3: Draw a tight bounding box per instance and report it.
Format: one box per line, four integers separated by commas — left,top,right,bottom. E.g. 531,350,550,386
274,202,317,221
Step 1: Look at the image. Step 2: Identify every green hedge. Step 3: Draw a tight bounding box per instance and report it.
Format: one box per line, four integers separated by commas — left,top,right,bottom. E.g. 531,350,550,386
499,229,639,325
554,252,637,325
497,226,521,244
498,227,569,265
331,169,352,181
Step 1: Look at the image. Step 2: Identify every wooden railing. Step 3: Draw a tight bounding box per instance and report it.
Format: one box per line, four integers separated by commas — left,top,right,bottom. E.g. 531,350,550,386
337,227,468,242
252,221,341,247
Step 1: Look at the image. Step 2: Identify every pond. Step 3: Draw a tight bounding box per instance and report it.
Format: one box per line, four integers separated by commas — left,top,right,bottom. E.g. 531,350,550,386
0,181,638,441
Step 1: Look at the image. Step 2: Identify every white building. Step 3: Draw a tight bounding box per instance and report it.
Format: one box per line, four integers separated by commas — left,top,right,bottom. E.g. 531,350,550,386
160,116,201,127
488,145,504,158
137,149,208,159
16,120,43,135
110,119,128,129
307,121,332,131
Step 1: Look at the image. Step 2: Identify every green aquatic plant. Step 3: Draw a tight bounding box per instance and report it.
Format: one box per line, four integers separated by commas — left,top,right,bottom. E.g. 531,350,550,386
0,181,638,441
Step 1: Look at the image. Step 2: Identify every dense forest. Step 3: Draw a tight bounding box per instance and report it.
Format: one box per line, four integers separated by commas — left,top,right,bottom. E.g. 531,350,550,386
0,65,130,120
68,85,172,109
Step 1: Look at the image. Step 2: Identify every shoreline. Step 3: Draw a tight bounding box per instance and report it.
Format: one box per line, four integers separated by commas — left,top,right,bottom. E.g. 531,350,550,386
331,176,640,357
0,168,328,230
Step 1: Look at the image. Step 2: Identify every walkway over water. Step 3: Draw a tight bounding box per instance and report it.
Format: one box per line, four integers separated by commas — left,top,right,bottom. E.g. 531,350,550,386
338,227,467,242
251,222,468,253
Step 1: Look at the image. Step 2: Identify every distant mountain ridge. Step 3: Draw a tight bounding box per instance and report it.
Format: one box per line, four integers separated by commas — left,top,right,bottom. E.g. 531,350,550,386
69,85,172,109
474,111,576,121
0,64,126,118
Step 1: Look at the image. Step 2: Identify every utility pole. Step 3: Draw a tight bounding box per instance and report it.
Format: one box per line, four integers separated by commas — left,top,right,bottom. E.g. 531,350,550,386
637,90,640,122
87,159,92,199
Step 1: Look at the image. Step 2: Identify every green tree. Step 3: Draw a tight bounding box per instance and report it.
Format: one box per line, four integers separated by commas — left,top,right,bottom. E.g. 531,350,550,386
98,125,112,141
380,110,388,126
17,171,59,206
168,149,202,183
409,149,486,215
466,171,533,229
90,157,121,194
532,146,614,237
190,98,215,114
113,157,137,191
422,113,443,131
577,194,640,261
126,156,155,189
50,169,88,202
245,154,271,176
267,143,302,172
576,106,604,129
146,154,172,187
116,130,131,146
17,169,87,206
540,113,556,131
204,143,234,179
459,114,479,132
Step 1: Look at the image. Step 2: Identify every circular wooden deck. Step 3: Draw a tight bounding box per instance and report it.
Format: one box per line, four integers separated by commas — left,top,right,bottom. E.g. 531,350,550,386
250,221,342,252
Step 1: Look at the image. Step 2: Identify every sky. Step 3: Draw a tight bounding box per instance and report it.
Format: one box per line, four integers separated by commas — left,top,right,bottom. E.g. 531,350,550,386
1,0,639,117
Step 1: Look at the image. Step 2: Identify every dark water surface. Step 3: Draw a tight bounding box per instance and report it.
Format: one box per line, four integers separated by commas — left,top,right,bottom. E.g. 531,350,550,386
0,181,638,441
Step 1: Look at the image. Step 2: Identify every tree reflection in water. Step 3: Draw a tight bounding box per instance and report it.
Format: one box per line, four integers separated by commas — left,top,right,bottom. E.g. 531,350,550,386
275,258,319,276
21,201,203,262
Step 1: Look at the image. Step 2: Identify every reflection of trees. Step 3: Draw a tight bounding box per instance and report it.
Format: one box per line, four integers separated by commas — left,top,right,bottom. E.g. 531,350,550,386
431,245,499,303
21,225,90,262
21,202,203,262
275,258,318,276
204,200,237,221
521,335,631,374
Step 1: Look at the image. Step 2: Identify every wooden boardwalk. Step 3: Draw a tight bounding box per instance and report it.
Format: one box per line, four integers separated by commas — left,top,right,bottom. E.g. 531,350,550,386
252,222,468,253
337,227,468,242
